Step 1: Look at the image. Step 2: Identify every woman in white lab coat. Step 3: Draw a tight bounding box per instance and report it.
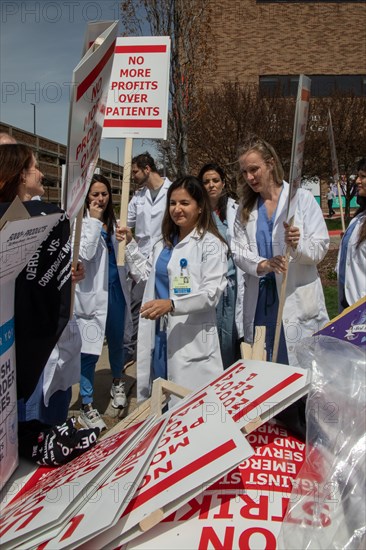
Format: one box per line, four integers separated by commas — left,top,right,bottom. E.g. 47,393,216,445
198,162,244,368
337,157,366,311
118,176,228,403
74,175,130,430
232,136,329,367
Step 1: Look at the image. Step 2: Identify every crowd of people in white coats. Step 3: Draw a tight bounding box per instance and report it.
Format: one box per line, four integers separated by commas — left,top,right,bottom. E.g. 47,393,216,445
0,132,365,466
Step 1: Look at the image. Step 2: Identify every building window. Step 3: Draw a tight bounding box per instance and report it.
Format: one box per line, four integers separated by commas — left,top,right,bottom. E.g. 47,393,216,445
259,75,366,97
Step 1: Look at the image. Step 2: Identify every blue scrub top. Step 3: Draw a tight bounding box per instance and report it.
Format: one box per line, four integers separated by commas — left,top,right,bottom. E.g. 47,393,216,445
254,193,288,364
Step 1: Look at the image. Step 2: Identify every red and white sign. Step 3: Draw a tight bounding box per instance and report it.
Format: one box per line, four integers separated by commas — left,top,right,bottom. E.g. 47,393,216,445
63,21,118,223
86,387,253,548
103,36,170,139
0,417,154,549
82,21,115,57
187,359,309,430
40,418,168,550
287,74,311,220
123,421,306,550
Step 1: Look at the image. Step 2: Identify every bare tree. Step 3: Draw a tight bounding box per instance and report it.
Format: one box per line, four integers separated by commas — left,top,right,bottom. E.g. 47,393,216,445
120,0,213,177
304,93,366,222
189,82,295,183
189,83,366,220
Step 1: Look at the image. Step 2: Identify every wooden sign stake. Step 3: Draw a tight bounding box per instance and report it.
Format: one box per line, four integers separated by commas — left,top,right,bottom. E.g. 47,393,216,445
117,137,133,265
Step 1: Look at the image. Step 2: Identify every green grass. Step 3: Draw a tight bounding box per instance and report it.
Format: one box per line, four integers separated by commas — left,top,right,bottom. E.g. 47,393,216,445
323,285,339,320
325,218,343,231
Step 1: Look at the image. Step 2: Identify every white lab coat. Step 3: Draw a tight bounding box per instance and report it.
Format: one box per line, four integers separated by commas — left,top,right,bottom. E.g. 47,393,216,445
336,213,366,306
127,177,172,257
232,182,329,366
74,215,131,356
226,197,245,338
125,229,228,402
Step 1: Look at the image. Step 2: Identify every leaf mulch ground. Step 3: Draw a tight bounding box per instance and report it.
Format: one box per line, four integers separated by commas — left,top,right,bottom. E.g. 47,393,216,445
318,248,338,286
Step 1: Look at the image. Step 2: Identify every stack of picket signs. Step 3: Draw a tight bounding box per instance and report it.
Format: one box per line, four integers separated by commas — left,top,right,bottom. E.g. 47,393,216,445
0,359,310,549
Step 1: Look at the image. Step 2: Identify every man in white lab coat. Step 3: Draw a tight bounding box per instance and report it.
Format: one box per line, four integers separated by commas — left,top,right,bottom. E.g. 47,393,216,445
123,152,172,365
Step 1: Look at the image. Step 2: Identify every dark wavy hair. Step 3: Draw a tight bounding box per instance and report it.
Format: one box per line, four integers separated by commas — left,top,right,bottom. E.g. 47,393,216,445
355,157,366,247
85,174,116,235
197,162,228,223
161,176,226,248
0,144,34,203
237,135,284,225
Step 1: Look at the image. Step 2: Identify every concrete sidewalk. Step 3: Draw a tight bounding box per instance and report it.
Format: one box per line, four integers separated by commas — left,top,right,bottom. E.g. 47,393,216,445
69,345,137,431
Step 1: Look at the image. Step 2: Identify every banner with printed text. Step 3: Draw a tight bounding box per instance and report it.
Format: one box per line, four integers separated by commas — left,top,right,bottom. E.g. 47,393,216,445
63,21,118,222
102,36,171,139
0,211,62,489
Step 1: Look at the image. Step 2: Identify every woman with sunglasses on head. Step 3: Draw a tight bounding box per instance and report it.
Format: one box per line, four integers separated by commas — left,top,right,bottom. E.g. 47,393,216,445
198,162,244,368
118,176,228,405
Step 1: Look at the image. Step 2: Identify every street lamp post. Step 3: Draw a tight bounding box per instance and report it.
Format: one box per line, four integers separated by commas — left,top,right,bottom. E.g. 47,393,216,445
30,103,36,135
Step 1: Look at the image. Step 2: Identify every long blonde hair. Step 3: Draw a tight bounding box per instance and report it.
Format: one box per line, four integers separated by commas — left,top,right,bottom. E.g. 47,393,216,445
237,136,284,225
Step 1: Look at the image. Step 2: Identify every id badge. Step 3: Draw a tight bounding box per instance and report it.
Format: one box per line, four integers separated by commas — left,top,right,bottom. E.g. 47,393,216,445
173,275,191,295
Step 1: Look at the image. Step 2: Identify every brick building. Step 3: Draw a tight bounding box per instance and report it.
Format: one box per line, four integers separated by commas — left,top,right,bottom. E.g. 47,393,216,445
208,0,365,95
0,122,124,208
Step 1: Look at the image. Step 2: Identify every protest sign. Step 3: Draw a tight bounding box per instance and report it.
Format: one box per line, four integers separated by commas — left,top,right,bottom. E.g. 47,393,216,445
327,109,345,231
84,387,252,548
82,21,114,57
286,75,311,220
63,21,118,223
315,296,366,348
273,74,311,362
0,203,62,489
103,36,171,139
0,417,154,549
181,359,309,432
123,421,306,550
39,418,168,549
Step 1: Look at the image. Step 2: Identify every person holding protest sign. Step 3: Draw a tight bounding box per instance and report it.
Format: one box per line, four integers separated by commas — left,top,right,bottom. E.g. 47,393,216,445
198,162,243,368
124,152,172,367
0,143,99,466
232,136,329,366
118,176,228,403
75,174,130,431
337,157,366,311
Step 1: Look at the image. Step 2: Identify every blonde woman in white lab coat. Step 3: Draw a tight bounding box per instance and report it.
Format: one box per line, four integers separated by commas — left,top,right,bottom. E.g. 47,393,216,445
118,176,228,403
233,136,329,367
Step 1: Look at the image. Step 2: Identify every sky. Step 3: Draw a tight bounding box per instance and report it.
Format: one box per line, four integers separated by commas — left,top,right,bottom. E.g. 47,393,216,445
0,0,157,164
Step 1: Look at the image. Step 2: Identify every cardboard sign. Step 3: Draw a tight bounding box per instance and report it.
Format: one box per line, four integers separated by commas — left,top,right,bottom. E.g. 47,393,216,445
315,296,366,348
40,418,168,549
85,387,253,548
0,213,62,285
103,36,170,139
327,109,340,187
123,421,306,550
287,75,311,220
182,359,309,431
63,21,118,222
0,209,62,490
0,417,154,549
